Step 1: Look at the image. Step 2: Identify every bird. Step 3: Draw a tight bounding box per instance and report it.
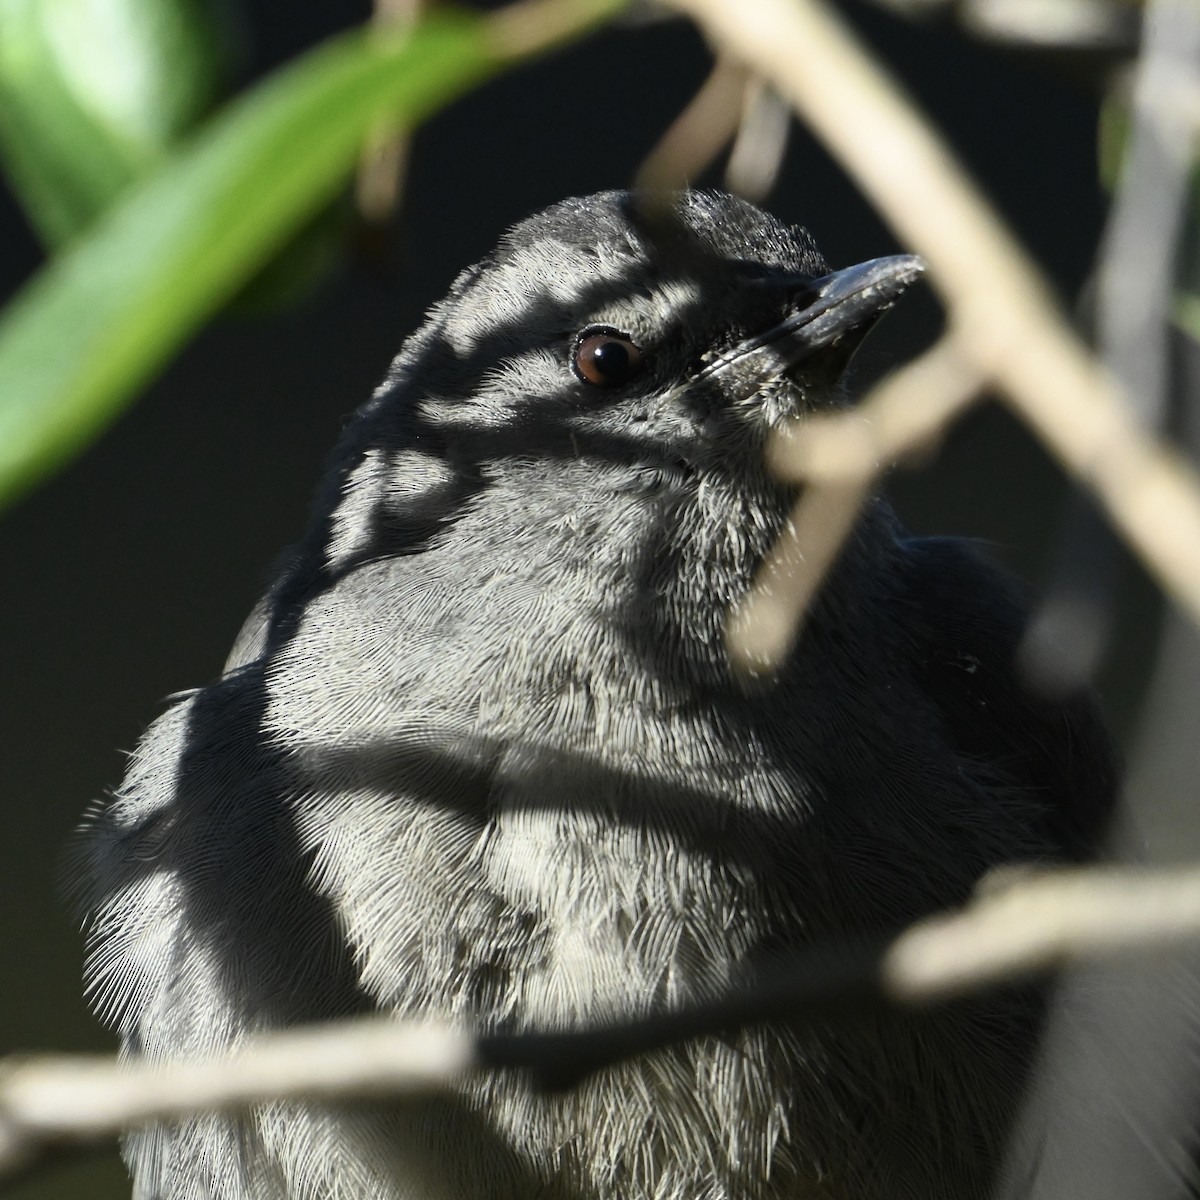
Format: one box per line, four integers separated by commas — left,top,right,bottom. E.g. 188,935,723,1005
76,189,1116,1200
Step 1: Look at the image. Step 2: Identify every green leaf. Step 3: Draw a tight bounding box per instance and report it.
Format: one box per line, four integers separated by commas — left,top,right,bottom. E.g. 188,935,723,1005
1176,291,1200,344
1097,83,1130,195
0,0,625,511
0,0,233,245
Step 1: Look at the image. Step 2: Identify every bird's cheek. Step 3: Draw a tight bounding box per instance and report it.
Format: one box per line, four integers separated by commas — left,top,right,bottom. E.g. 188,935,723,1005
721,374,806,430
613,469,668,498
612,457,697,499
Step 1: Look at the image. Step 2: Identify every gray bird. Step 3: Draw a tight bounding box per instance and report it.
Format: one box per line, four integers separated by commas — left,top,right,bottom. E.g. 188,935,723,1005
78,190,1115,1200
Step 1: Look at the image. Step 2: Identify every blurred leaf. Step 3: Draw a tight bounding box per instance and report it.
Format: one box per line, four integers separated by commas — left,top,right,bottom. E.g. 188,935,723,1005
1097,82,1130,194
0,0,234,245
1176,291,1200,344
231,197,351,314
0,0,625,511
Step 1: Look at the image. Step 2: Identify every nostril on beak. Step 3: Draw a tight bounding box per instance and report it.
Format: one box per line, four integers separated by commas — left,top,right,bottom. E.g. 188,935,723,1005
786,285,820,315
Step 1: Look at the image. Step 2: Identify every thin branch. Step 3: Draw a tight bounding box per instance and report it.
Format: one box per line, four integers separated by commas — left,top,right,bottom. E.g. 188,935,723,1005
633,57,749,195
885,865,1200,1000
959,0,1137,51
726,476,872,674
355,124,412,228
633,55,790,206
856,0,1138,54
486,0,629,57
663,0,1200,644
1096,4,1198,431
0,1020,473,1179
765,334,986,484
724,78,790,202
5,861,1200,1182
354,0,425,230
727,335,986,671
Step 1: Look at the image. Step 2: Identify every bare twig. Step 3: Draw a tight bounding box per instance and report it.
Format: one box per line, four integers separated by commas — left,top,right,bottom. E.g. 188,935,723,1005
726,475,871,673
886,865,1200,999
635,56,791,209
857,0,1138,53
724,78,790,202
960,0,1137,51
485,0,628,56
768,338,986,483
664,0,1200,643
0,1020,472,1179
355,128,412,228
727,336,986,671
6,860,1200,1182
1096,5,1199,431
633,57,749,195
354,0,424,230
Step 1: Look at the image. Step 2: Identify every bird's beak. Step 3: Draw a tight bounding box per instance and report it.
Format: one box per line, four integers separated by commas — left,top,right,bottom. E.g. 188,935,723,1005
697,254,925,384
744,255,921,376
764,255,925,369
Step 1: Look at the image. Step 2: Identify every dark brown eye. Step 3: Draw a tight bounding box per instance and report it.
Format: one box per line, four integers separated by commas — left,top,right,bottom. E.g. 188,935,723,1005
573,329,644,388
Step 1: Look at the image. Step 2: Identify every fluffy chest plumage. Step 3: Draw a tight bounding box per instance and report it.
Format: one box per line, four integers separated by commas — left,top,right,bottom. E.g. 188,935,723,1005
265,564,812,1031
263,600,831,1200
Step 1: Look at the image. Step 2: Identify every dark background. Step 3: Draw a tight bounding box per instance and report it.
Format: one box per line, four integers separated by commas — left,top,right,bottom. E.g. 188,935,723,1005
0,3,1143,1196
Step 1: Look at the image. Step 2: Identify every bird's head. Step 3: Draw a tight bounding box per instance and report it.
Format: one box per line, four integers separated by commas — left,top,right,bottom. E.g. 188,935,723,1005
389,190,919,483
308,191,921,667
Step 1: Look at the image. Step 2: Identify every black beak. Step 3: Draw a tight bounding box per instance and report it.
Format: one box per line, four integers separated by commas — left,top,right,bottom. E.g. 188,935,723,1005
764,255,925,367
697,254,924,382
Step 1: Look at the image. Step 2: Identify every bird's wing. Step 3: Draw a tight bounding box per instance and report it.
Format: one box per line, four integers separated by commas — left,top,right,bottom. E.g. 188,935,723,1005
894,535,1118,861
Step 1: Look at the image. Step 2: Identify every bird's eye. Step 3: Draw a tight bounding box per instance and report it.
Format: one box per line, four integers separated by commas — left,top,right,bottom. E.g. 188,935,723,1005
573,328,645,388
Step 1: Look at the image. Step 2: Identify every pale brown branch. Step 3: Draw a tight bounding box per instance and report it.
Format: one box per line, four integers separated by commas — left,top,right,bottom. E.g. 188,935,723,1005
726,477,872,674
727,336,986,671
354,0,425,228
6,861,1200,1182
0,1020,472,1179
355,130,412,228
633,57,749,195
859,0,1137,51
766,333,986,482
485,0,627,57
636,56,790,206
724,78,790,202
886,865,1200,1000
